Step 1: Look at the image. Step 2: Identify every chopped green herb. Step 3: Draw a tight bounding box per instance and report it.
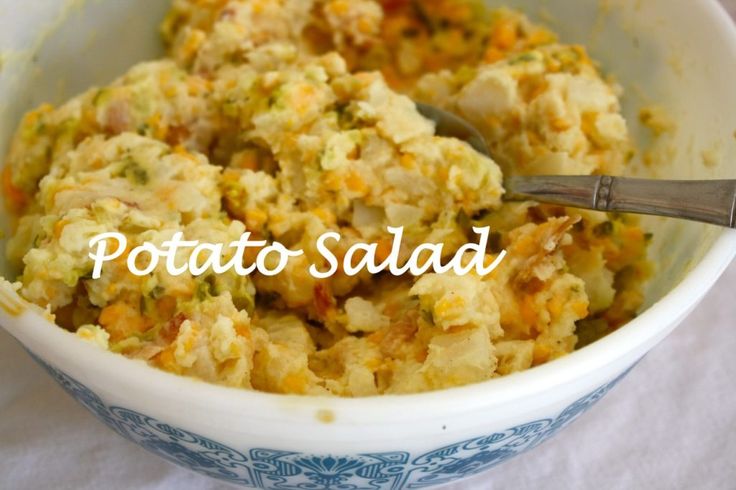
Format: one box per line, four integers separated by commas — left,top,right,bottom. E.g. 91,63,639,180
149,285,165,299
420,309,435,326
195,280,212,301
115,160,149,185
510,52,537,65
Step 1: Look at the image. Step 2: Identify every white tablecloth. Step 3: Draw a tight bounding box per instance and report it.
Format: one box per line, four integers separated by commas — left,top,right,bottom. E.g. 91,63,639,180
3,2,736,488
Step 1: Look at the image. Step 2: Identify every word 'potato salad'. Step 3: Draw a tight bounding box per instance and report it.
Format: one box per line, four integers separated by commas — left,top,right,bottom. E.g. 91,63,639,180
2,0,650,396
88,227,506,279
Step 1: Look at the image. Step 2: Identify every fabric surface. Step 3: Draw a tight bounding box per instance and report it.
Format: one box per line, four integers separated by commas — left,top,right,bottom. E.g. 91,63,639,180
2,2,736,489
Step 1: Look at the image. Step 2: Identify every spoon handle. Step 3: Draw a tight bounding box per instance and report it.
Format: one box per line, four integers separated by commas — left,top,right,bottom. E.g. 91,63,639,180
505,175,736,228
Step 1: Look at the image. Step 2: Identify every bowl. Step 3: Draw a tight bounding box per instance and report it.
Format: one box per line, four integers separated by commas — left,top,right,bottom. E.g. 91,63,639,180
1,0,735,488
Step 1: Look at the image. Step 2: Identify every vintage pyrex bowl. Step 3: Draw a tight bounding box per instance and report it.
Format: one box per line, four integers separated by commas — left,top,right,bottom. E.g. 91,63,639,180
1,0,735,488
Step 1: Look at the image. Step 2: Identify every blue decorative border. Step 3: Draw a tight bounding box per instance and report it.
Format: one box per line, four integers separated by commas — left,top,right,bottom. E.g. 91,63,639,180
31,354,632,489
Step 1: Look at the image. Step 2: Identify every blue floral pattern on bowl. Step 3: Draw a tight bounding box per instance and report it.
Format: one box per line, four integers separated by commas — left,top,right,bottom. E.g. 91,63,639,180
32,354,631,489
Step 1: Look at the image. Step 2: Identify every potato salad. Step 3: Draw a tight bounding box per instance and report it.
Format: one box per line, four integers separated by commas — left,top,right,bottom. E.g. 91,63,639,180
2,0,650,396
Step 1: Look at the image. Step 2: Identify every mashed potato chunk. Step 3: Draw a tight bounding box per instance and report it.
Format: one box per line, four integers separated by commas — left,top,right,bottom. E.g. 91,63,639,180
2,0,650,396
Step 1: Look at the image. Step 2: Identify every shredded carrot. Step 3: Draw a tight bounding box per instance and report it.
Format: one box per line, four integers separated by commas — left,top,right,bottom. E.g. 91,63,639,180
155,345,181,374
53,219,67,239
491,19,518,50
527,28,556,46
573,301,589,318
231,149,260,170
281,372,308,394
322,171,342,191
547,296,563,319
156,295,177,319
483,47,506,64
551,117,572,132
235,322,252,339
345,171,368,195
245,208,268,230
24,104,53,126
400,153,416,169
520,295,538,328
375,237,393,263
99,301,149,342
312,207,336,225
532,343,551,365
2,166,27,213
326,0,350,16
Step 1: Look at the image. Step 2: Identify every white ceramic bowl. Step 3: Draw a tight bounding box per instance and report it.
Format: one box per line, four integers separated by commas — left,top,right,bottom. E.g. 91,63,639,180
1,0,735,488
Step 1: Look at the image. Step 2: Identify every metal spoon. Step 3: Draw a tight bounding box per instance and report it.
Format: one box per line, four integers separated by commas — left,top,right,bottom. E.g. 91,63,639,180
416,102,736,228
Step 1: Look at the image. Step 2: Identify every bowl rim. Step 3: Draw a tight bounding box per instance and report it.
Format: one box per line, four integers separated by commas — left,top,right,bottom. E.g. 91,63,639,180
2,0,736,427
